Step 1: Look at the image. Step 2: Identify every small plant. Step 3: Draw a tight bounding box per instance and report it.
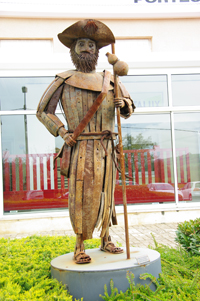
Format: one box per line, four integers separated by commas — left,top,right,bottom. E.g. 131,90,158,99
1,234,200,300
100,272,165,301
175,218,200,255
0,235,100,300
100,236,200,301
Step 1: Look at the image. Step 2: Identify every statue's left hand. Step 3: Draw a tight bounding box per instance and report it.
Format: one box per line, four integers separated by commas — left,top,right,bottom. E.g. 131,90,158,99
113,97,125,108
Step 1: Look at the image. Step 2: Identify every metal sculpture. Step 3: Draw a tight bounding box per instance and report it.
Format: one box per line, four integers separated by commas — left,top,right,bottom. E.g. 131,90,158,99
36,19,135,264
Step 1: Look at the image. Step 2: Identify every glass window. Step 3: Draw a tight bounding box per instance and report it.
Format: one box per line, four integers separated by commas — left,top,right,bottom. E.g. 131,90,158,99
121,75,168,108
172,74,200,106
174,113,200,203
2,114,68,213
114,114,178,205
0,77,54,111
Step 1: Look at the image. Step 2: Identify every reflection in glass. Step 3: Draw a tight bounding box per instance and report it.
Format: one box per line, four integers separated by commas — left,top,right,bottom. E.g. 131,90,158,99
121,75,168,108
172,74,200,106
0,77,54,111
174,113,200,203
114,114,177,204
2,114,68,212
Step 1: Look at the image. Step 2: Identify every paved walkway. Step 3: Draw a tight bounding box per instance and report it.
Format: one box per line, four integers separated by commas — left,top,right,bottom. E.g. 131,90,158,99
108,223,178,248
0,223,179,248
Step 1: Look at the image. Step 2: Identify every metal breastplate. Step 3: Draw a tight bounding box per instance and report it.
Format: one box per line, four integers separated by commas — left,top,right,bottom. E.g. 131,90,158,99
61,85,115,133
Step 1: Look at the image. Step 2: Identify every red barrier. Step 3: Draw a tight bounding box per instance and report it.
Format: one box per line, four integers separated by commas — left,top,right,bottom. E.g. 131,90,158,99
3,146,191,211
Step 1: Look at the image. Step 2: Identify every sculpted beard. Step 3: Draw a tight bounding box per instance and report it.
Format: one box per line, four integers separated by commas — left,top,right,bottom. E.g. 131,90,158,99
70,42,99,73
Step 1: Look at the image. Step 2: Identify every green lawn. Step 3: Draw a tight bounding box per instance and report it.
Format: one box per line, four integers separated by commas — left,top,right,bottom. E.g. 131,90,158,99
0,234,199,300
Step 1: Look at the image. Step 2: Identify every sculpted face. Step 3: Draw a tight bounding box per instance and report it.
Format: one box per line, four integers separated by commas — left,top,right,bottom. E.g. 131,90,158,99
70,38,99,73
75,38,96,55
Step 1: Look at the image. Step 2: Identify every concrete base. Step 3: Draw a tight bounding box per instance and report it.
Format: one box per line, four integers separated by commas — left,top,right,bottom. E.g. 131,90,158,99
51,247,161,301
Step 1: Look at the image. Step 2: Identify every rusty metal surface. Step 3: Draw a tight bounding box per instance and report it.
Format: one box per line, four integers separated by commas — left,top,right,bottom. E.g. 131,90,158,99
60,144,71,177
57,19,115,49
88,91,95,131
76,141,87,181
96,97,102,132
76,88,84,121
82,140,95,241
70,70,111,142
37,73,134,242
102,91,115,132
76,133,117,140
74,180,83,234
37,71,134,245
112,43,130,259
111,160,117,225
46,84,63,114
93,139,104,227
65,71,113,92
100,140,112,237
38,112,63,137
68,143,79,232
63,76,118,240
37,77,64,113
67,85,80,130
36,19,137,265
95,192,105,229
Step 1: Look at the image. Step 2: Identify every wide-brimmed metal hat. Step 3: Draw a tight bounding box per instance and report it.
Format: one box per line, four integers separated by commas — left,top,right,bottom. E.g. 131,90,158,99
58,19,115,49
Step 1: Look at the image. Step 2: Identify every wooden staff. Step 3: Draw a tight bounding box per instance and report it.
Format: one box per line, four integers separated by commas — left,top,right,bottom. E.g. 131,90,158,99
111,43,130,260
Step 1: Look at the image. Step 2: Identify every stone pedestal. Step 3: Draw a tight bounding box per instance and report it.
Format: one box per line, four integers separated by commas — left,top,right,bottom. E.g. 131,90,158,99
51,247,161,301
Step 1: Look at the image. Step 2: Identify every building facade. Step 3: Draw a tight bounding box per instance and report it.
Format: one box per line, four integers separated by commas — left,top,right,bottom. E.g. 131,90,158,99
0,0,200,232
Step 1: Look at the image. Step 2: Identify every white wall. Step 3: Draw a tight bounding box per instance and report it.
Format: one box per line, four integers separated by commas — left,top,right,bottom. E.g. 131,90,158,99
0,4,200,221
0,16,200,74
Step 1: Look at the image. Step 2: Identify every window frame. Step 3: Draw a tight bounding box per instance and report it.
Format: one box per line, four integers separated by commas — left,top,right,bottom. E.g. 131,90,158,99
1,68,200,217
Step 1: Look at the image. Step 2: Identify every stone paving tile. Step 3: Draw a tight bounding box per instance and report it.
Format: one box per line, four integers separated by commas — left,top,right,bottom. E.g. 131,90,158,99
155,223,175,230
0,223,178,248
0,234,16,239
15,234,30,239
52,230,65,235
165,223,178,229
129,229,141,234
64,230,74,236
145,226,161,233
39,231,53,236
133,226,148,232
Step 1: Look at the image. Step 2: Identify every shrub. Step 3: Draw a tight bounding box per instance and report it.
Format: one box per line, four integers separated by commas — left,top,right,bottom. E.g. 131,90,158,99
100,243,200,300
175,218,200,255
1,233,200,300
0,235,100,300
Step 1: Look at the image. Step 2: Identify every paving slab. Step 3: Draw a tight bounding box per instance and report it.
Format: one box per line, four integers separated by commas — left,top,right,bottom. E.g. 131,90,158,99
0,223,179,248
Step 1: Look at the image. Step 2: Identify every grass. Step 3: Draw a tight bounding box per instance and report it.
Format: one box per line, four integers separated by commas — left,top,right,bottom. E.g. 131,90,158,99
100,235,200,301
0,235,99,300
0,234,200,300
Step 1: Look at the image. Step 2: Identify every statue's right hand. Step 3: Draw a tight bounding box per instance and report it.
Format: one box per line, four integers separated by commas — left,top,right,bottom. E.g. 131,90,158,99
58,127,76,147
63,133,76,147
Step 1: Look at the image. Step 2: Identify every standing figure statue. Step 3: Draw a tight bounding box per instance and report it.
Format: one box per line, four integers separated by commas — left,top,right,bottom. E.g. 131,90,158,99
37,19,135,264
